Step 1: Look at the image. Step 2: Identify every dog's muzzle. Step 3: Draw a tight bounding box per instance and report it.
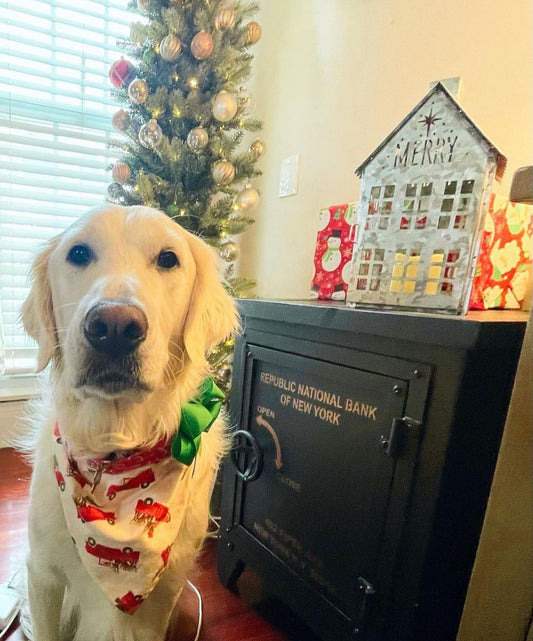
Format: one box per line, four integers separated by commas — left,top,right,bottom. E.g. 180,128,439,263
84,302,148,356
78,302,150,396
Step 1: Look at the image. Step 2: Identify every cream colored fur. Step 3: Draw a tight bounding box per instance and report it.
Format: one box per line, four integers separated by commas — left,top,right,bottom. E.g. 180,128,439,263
20,205,238,641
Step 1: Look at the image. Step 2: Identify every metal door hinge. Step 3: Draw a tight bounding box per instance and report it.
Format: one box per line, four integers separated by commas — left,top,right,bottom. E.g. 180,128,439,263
380,416,422,457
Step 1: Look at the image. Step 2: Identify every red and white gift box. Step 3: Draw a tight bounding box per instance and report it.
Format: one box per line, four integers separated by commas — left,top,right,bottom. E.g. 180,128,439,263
469,194,532,310
310,203,357,301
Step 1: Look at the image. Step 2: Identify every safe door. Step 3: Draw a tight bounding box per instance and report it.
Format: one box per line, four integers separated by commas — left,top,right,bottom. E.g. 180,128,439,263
219,339,430,641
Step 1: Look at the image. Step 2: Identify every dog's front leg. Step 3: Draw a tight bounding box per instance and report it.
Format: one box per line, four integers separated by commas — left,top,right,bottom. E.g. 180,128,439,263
27,558,65,641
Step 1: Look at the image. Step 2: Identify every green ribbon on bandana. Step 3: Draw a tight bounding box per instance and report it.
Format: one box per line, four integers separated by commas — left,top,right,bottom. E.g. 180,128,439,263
171,378,225,466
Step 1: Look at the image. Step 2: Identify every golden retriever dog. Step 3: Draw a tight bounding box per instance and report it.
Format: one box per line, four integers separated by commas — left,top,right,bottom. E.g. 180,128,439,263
20,205,237,641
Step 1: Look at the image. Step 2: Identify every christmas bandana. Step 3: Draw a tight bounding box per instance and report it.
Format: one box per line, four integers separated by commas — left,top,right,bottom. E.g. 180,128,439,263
53,423,192,614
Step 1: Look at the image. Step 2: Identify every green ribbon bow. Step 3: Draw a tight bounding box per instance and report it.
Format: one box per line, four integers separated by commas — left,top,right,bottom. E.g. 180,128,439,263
171,378,225,466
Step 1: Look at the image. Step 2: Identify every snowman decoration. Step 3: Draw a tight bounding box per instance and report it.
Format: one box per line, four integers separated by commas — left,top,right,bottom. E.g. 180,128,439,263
321,229,342,272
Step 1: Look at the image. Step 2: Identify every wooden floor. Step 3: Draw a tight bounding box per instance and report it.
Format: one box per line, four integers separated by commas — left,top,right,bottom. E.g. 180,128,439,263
0,448,318,641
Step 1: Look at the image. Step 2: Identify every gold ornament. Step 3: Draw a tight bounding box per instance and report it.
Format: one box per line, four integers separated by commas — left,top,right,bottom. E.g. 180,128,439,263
245,21,262,45
138,119,163,148
112,163,131,184
235,184,259,212
249,139,266,158
112,109,130,132
236,87,252,112
130,22,147,45
212,90,238,122
219,240,239,262
215,8,236,29
191,30,214,60
160,34,181,61
128,78,149,104
136,0,151,14
212,160,235,185
187,127,209,150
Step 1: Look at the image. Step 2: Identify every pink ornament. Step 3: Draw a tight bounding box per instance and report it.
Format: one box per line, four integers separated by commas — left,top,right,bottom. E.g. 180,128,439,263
109,59,135,89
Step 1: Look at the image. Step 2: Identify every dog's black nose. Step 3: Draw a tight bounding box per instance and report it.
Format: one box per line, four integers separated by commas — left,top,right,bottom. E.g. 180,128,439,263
84,303,148,355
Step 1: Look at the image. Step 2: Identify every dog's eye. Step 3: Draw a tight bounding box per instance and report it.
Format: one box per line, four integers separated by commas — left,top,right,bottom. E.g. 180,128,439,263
157,250,179,270
67,244,93,267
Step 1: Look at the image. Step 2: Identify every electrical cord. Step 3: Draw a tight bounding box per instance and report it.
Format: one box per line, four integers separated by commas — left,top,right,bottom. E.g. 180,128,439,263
186,579,203,641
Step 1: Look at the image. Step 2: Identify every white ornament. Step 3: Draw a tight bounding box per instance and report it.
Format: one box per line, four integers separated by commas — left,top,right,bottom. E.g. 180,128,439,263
212,90,238,122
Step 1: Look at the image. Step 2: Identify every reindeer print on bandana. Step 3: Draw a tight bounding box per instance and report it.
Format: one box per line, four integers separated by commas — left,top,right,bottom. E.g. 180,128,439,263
53,423,192,614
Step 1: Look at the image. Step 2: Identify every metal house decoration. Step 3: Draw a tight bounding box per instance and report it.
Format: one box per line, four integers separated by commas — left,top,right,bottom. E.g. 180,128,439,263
347,82,507,314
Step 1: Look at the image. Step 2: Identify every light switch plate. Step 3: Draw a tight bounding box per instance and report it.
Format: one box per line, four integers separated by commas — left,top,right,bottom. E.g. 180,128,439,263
279,154,300,198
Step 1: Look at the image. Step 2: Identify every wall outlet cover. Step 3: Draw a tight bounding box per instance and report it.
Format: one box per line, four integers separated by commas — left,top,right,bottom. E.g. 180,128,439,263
279,154,301,198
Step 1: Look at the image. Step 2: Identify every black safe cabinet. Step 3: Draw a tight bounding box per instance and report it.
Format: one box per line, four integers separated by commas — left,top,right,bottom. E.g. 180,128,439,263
217,300,526,641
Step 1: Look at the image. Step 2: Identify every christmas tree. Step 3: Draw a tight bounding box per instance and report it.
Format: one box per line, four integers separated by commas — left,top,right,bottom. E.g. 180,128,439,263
107,0,264,386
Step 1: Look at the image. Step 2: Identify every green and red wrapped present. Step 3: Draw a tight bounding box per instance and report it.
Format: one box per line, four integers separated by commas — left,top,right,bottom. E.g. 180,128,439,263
469,194,532,310
310,203,357,301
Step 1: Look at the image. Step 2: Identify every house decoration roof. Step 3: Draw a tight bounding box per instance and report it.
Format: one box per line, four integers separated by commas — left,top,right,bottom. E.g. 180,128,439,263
355,82,507,181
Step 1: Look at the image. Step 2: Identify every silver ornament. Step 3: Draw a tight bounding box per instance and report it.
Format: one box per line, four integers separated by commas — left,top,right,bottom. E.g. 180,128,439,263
219,240,239,262
107,182,127,204
245,21,262,45
215,8,236,29
249,139,266,158
212,90,238,122
160,34,181,61
112,163,131,184
212,160,235,185
186,127,209,150
138,119,163,148
128,78,149,104
112,109,130,132
235,185,259,212
216,363,232,383
136,0,151,14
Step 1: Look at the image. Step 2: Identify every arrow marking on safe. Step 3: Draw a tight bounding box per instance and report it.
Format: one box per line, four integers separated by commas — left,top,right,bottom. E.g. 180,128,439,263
256,415,283,470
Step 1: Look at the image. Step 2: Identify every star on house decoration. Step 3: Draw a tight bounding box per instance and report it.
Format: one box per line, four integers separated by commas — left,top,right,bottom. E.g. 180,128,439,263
419,107,442,135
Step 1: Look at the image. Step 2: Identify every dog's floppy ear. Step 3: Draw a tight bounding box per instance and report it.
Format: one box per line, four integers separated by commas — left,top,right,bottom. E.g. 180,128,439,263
183,231,239,373
21,235,60,372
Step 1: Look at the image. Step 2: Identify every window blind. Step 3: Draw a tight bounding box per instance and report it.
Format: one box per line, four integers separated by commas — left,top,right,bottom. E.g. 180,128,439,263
0,0,131,374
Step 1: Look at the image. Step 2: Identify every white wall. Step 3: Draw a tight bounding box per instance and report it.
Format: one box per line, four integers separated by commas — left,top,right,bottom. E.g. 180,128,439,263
240,0,533,299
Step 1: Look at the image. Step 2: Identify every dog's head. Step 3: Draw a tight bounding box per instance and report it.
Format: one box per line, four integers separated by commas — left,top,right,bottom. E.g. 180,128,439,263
21,205,238,402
